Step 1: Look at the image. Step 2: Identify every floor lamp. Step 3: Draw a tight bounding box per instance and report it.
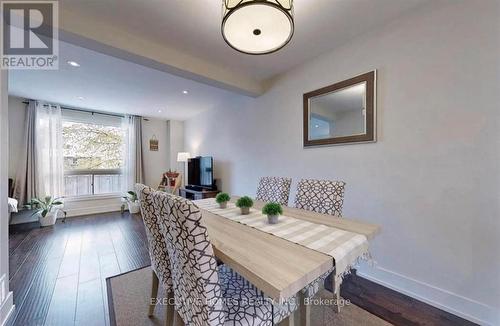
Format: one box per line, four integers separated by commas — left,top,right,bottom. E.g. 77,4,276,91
177,152,190,187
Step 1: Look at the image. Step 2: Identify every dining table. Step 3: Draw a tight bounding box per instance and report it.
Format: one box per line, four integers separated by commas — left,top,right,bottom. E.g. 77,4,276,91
194,197,380,326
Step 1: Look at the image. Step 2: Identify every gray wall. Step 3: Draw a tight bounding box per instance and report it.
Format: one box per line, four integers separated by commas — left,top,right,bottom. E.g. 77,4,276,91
184,1,500,324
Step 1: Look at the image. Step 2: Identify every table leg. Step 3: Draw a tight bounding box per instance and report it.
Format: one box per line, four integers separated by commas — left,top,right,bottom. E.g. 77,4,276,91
334,277,341,314
298,292,310,326
278,313,295,326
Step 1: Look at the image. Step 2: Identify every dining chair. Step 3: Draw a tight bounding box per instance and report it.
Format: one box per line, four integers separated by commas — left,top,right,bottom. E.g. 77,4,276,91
294,179,346,217
255,176,292,206
293,179,346,318
152,191,298,326
136,184,175,326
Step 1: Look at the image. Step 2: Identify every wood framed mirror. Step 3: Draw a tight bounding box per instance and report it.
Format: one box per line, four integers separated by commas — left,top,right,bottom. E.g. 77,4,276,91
303,71,376,147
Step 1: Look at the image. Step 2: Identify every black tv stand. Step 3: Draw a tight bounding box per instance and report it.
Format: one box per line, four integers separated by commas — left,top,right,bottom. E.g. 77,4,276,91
185,184,217,192
179,188,220,200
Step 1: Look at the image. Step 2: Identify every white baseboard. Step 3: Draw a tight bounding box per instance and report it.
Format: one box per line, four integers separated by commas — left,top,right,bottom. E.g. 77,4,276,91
357,265,498,325
0,292,14,326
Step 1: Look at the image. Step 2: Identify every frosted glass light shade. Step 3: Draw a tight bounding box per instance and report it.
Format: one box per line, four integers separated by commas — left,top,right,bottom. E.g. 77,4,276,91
222,0,294,55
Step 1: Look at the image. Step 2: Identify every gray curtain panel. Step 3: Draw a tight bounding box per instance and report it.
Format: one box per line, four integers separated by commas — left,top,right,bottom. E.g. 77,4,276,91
134,116,145,184
13,100,37,205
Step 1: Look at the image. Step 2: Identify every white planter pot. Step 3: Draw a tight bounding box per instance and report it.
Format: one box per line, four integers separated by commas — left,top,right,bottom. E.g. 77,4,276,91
267,215,279,225
39,211,57,227
128,201,141,214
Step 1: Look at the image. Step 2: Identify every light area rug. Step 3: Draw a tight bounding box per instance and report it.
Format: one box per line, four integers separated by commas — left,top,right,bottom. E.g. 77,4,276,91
107,267,392,326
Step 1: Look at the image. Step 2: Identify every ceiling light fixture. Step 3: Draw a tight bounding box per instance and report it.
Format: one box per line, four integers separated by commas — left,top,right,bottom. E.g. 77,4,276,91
77,96,84,100
221,0,294,55
67,61,80,67
183,90,189,94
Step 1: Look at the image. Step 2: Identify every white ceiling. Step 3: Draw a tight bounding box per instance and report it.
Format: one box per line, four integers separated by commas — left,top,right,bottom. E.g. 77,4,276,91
8,41,245,120
60,0,429,81
9,0,432,120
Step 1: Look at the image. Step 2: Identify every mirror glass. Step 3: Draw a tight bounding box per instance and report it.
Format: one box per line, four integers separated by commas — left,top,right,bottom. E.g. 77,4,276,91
308,82,366,141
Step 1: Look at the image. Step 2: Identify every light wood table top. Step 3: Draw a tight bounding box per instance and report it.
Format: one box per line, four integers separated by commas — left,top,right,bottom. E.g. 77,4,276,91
197,198,380,301
249,198,381,240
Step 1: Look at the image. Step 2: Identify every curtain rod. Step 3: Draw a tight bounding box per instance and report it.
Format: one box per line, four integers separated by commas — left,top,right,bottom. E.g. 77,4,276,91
22,100,125,118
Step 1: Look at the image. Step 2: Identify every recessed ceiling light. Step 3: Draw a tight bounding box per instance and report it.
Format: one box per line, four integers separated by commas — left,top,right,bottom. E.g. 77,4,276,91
77,96,84,100
315,124,319,128
158,109,162,113
67,61,80,67
183,90,189,94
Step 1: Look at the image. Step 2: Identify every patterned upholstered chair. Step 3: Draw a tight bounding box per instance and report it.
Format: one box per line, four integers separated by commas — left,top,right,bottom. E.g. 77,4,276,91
294,179,346,217
255,176,292,206
136,184,175,326
294,179,347,316
152,191,298,326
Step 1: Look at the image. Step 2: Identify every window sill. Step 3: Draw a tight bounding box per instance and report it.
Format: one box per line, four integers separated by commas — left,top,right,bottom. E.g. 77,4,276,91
63,193,122,202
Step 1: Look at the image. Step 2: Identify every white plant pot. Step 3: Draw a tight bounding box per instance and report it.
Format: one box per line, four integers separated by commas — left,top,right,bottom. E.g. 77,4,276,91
267,215,279,225
127,201,141,214
39,211,57,227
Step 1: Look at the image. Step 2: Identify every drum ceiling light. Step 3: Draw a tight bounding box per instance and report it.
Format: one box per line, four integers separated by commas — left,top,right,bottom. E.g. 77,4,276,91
222,0,294,55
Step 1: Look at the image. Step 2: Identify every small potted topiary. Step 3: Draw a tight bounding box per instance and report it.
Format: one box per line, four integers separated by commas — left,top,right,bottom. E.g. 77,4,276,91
215,192,231,208
262,202,283,225
235,196,253,215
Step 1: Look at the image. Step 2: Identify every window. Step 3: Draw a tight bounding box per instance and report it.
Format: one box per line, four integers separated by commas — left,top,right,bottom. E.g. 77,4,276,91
62,110,124,197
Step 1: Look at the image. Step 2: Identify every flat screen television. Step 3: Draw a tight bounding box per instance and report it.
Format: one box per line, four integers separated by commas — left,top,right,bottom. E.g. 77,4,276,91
187,156,214,189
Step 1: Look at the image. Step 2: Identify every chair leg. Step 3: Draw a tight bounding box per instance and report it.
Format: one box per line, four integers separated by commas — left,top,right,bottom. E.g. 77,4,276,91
149,271,160,317
165,291,174,326
298,292,310,326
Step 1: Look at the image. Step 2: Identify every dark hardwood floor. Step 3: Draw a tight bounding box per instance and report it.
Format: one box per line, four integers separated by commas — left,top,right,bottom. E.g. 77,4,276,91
7,212,476,326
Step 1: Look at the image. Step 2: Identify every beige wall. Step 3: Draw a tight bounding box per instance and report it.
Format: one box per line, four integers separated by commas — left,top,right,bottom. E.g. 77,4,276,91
184,1,500,324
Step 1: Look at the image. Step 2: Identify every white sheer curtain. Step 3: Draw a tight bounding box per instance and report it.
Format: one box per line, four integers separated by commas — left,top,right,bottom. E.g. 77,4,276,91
35,102,64,197
122,115,144,192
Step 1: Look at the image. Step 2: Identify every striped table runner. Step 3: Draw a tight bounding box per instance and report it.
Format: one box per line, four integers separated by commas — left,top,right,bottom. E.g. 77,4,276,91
195,198,370,286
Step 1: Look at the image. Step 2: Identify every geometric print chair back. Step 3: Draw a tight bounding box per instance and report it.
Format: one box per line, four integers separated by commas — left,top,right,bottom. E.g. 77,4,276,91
152,191,226,326
255,176,292,206
135,184,172,290
294,179,346,217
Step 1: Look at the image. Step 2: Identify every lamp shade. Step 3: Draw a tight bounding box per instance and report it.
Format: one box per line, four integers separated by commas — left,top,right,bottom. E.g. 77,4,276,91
177,152,191,162
222,0,294,55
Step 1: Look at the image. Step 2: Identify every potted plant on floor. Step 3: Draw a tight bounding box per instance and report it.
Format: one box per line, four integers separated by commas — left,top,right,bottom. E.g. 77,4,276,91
123,191,140,214
262,202,283,225
236,196,253,215
26,196,63,227
215,192,231,209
